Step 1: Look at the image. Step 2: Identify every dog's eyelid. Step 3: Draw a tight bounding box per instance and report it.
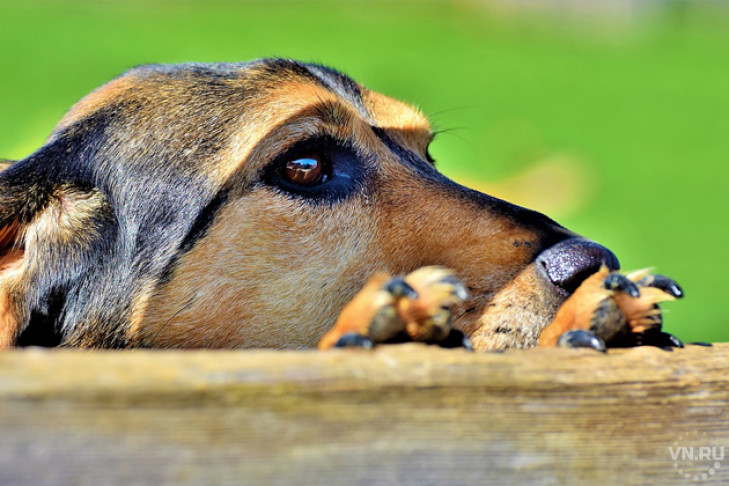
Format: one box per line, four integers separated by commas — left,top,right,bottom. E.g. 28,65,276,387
425,143,436,165
421,132,437,165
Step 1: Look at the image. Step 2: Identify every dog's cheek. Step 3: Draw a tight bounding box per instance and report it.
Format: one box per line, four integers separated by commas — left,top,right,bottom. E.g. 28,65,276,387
138,190,382,349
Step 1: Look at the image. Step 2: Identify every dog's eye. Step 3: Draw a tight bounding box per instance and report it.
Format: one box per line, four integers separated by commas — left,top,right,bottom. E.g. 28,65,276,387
264,137,361,201
283,155,328,186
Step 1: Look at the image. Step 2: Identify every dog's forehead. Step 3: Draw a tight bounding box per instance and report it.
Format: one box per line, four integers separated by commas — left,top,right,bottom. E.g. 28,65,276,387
56,59,431,142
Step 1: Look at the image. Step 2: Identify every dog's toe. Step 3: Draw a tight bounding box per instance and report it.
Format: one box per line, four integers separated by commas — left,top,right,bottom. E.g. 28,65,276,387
398,267,469,343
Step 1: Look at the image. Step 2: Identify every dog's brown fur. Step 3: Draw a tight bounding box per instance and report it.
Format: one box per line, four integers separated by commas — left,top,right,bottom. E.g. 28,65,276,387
0,59,593,351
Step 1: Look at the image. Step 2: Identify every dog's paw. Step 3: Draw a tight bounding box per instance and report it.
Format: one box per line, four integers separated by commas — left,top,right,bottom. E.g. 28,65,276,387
318,266,469,350
539,265,684,350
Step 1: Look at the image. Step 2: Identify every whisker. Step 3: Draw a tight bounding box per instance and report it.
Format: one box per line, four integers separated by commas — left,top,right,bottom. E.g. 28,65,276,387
428,106,473,117
433,126,469,143
433,126,468,136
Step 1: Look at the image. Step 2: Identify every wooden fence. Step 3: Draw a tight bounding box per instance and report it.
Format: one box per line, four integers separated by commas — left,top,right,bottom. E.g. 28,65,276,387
0,343,727,485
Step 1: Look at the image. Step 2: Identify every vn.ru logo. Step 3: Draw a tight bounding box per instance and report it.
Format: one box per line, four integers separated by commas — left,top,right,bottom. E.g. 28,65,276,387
670,431,725,482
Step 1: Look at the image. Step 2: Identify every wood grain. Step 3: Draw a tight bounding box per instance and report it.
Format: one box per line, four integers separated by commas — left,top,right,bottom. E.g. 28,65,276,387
0,343,727,485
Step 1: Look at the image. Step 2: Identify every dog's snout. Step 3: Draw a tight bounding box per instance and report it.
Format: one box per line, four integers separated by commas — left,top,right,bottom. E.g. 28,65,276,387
536,238,619,294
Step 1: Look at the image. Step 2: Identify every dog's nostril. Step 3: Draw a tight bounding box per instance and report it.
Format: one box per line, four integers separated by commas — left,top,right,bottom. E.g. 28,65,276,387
537,238,619,294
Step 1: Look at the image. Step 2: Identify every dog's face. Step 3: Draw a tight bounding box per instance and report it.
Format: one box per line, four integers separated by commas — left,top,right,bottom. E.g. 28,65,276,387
0,59,616,350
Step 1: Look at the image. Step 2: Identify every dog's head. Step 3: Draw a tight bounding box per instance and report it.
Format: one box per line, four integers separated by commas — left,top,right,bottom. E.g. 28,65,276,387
0,59,617,350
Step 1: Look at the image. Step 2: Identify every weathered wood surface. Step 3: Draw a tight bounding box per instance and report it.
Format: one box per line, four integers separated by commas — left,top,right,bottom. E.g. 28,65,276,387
0,344,727,486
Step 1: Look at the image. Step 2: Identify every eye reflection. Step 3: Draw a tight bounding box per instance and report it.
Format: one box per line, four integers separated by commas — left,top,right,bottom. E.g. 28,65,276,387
284,155,324,185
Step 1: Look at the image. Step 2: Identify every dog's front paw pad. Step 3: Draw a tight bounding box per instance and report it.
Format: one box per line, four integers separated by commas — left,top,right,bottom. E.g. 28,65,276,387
539,266,684,349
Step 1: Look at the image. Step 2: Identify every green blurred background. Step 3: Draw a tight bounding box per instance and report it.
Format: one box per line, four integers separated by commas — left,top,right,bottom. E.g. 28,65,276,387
1,0,727,342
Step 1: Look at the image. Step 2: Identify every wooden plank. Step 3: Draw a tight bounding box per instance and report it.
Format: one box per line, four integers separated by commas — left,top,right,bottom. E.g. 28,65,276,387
0,343,727,485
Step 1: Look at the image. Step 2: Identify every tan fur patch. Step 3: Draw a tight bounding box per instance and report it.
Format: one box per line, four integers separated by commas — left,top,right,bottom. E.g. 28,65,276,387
54,76,136,133
364,90,432,154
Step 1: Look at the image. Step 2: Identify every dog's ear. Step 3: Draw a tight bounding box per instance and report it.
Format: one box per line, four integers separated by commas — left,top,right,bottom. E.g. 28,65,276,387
0,161,67,347
0,164,30,347
0,153,118,348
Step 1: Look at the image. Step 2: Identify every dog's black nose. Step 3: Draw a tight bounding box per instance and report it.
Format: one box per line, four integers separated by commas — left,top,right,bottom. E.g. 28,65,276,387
536,238,619,294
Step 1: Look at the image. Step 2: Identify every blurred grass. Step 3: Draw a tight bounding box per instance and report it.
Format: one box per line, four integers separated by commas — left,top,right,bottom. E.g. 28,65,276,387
0,0,727,342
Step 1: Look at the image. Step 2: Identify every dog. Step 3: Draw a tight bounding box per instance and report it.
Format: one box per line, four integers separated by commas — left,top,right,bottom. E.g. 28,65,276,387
1,59,682,351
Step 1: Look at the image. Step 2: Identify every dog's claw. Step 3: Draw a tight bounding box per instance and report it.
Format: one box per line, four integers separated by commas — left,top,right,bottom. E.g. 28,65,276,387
385,278,418,299
439,274,470,301
638,330,684,348
636,274,684,299
604,273,640,298
557,329,606,352
334,333,374,349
